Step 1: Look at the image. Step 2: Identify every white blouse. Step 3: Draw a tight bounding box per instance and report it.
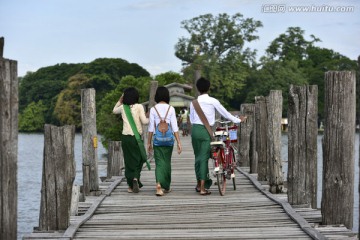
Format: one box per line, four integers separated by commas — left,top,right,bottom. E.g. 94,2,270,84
148,103,179,133
189,94,241,126
113,102,149,135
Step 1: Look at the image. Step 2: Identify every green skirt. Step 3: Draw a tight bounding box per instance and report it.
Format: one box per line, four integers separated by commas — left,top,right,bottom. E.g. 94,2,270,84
154,145,174,190
191,124,213,189
122,135,144,188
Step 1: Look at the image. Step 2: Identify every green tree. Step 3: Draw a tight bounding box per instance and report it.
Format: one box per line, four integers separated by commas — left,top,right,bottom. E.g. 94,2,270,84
19,63,84,123
266,27,320,62
304,46,358,119
19,58,150,130
19,101,47,132
243,59,308,115
154,71,186,86
53,74,91,128
175,13,262,108
175,13,262,64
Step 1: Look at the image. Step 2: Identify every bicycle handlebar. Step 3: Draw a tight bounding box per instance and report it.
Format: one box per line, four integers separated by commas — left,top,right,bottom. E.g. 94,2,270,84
215,119,237,125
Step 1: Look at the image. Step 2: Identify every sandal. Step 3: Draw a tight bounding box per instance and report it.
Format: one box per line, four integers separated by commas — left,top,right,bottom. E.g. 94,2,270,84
195,186,200,192
127,188,133,193
164,188,172,193
156,184,164,196
132,179,139,193
200,190,211,195
156,190,164,196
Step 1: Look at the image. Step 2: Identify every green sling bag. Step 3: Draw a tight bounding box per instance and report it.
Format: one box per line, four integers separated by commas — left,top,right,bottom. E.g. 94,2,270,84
123,104,151,170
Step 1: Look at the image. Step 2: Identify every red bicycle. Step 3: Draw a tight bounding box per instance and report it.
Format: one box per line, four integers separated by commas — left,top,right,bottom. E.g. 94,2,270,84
211,120,238,196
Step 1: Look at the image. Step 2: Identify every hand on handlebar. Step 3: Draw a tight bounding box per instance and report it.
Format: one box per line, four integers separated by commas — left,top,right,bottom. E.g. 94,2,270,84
239,115,247,122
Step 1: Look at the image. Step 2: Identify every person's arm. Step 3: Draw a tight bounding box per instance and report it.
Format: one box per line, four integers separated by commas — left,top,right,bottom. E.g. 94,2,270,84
174,132,182,154
189,102,195,123
147,108,155,152
170,107,179,132
113,95,123,114
213,99,241,123
170,107,181,154
147,132,153,153
138,105,149,125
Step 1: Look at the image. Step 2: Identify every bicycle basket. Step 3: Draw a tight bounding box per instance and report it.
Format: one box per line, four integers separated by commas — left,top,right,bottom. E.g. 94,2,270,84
215,125,238,143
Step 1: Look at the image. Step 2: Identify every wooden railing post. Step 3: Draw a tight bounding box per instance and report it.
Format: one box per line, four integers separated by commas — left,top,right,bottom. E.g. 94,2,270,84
266,90,284,193
107,141,123,178
288,85,318,208
38,124,76,231
0,37,18,240
239,104,256,172
322,71,356,229
255,96,268,181
0,37,4,57
81,88,99,195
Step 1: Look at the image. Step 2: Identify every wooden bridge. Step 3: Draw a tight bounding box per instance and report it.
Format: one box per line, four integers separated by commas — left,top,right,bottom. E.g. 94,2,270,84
24,136,356,240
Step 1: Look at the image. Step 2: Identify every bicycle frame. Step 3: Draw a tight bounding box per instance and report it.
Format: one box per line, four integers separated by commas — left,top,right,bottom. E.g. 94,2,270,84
211,120,238,195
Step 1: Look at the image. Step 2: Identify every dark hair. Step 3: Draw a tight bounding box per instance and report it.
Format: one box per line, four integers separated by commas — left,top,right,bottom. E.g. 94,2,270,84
196,77,210,94
122,87,139,105
154,86,170,104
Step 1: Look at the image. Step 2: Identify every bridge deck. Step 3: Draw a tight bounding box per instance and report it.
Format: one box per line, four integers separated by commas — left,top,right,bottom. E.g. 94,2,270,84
72,136,315,239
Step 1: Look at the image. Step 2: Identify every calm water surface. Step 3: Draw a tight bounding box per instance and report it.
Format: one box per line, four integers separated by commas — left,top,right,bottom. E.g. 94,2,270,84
18,133,359,239
18,133,107,239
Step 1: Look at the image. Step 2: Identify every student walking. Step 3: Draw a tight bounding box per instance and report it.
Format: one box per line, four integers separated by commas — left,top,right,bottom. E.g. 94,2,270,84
190,77,247,196
113,87,149,193
147,87,182,196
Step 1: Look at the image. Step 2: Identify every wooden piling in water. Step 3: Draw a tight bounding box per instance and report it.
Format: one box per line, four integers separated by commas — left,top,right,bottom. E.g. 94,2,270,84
81,88,99,195
266,90,284,193
358,55,360,236
288,85,318,208
0,37,18,240
38,124,76,231
239,104,256,172
0,37,4,57
321,71,356,229
255,96,268,181
107,141,123,178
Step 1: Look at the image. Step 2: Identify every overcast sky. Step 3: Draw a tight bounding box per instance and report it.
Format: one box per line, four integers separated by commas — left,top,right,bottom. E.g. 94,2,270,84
1,0,359,77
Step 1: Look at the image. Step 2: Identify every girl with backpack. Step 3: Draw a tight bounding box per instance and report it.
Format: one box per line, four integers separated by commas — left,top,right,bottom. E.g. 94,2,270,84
113,87,149,194
147,87,182,196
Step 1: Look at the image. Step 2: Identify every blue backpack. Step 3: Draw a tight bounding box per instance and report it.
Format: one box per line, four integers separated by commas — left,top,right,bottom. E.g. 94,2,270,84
153,105,175,147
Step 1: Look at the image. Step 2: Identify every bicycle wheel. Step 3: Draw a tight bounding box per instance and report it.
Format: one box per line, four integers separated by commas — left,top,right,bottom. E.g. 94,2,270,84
216,149,226,196
230,147,236,191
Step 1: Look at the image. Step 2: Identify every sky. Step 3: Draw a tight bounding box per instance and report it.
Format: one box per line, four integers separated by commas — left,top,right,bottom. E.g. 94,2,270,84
0,0,359,77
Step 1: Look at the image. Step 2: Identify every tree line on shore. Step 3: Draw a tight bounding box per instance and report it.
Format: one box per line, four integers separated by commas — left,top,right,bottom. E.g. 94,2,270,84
18,13,359,147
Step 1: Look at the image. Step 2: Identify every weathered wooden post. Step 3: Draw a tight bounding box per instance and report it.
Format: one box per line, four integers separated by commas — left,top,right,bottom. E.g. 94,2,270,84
266,90,284,193
143,80,158,148
358,55,360,235
255,96,268,181
0,37,18,240
38,124,76,231
321,71,356,229
0,37,4,57
149,80,158,110
239,104,256,172
107,141,123,178
288,85,318,208
81,88,99,195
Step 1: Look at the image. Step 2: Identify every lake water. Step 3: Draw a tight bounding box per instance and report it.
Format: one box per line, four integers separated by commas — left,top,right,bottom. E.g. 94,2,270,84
17,132,359,239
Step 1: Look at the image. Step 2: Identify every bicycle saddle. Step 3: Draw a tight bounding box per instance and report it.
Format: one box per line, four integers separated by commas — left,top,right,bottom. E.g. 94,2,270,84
210,141,225,147
213,131,228,137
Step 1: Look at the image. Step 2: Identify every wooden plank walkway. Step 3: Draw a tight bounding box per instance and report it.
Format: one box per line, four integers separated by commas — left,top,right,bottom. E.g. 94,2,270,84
70,136,323,240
